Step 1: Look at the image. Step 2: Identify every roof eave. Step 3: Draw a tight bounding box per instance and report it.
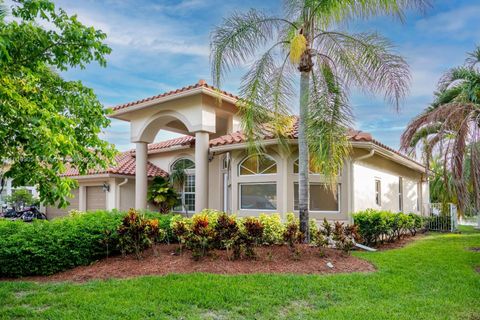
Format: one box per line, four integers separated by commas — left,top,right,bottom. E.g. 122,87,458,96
351,141,425,173
109,87,238,121
210,139,425,173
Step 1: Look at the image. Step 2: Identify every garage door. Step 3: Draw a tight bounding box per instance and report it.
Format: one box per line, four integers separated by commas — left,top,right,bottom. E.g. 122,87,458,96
46,188,79,219
86,186,106,211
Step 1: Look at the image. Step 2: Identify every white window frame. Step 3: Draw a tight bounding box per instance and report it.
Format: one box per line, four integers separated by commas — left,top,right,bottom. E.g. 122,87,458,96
398,177,404,212
416,182,422,212
238,154,277,176
170,158,195,213
239,182,277,211
375,179,382,206
293,158,321,175
293,182,341,214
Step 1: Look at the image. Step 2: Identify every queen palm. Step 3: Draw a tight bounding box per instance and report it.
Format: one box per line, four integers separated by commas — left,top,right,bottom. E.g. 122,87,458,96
211,0,428,241
401,46,480,216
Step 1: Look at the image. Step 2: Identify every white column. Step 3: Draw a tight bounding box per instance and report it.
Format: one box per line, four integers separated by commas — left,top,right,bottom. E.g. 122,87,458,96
79,186,86,212
135,141,148,210
106,178,117,211
195,131,209,213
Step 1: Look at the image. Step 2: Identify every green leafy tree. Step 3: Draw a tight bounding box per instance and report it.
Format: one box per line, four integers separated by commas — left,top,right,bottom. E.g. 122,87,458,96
147,176,179,214
4,187,37,210
211,0,427,241
401,46,480,215
0,0,116,207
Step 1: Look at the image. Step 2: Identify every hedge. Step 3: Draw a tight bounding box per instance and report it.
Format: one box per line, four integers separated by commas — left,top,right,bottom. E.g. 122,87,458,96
353,209,427,246
0,210,177,278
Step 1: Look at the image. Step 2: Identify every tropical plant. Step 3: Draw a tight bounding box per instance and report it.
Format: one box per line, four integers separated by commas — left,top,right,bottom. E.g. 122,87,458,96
401,45,480,215
242,217,264,259
117,209,163,259
283,218,303,259
0,0,116,208
428,156,457,206
147,176,179,213
210,0,427,240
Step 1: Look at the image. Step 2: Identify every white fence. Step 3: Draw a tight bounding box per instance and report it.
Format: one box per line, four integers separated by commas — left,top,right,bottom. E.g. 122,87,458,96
423,203,458,232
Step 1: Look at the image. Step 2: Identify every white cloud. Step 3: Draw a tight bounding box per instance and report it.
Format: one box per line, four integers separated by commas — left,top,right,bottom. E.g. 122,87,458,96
56,2,210,58
416,5,480,40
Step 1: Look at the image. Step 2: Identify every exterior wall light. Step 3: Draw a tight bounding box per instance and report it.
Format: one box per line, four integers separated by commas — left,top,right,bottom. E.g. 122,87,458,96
102,183,110,192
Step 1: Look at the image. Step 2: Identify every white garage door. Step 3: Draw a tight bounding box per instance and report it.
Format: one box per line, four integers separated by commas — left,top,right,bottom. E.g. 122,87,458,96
46,188,79,219
86,186,106,211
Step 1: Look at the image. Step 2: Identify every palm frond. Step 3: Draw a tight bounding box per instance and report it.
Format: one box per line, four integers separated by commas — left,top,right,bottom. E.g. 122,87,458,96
408,123,442,148
238,40,296,154
466,46,480,68
299,0,431,28
314,31,410,109
307,61,353,187
0,3,6,21
210,9,294,88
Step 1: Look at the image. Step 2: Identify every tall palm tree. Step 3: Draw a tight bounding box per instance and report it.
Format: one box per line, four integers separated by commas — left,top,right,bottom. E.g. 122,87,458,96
401,46,480,216
211,0,428,241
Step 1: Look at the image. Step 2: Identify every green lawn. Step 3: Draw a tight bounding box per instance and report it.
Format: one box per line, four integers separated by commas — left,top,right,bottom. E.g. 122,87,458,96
1,226,479,320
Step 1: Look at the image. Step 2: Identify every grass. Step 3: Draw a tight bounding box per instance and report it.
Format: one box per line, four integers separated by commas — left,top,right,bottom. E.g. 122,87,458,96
0,226,479,320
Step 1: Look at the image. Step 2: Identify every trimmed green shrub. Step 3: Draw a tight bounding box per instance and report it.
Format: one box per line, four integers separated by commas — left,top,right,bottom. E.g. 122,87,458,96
0,210,123,277
258,213,284,245
353,209,427,246
0,210,178,277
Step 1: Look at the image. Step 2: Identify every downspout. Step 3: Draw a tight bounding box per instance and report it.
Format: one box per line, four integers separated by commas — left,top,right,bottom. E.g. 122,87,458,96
349,148,375,223
116,178,129,210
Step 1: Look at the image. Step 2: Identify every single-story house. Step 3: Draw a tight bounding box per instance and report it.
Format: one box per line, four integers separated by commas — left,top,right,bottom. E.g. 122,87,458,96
46,80,429,222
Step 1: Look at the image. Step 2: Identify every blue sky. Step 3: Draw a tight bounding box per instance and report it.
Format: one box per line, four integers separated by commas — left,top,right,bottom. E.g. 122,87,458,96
28,0,480,151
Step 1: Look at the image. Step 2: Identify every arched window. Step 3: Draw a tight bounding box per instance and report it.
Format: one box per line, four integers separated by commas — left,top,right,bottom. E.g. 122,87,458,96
239,154,277,175
293,158,320,174
170,158,195,212
238,154,277,210
171,158,195,171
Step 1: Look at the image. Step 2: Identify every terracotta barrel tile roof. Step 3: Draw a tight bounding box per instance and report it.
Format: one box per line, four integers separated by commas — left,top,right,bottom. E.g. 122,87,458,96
61,152,168,178
209,118,372,147
111,80,239,112
146,136,195,152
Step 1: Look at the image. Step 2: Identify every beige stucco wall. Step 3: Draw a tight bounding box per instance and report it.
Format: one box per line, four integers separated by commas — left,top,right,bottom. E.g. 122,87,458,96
148,149,195,172
60,144,428,222
131,144,427,221
118,179,135,212
352,152,426,213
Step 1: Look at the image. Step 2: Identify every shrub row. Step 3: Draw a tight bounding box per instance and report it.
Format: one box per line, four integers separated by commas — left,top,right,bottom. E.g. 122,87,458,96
0,210,177,277
353,209,427,246
171,210,361,260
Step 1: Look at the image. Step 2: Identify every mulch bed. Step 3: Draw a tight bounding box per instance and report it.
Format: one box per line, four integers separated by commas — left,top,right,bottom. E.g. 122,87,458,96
18,244,375,283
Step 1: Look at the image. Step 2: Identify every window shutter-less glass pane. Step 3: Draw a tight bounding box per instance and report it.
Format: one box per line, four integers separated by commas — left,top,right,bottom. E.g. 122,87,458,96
240,184,277,210
294,183,339,211
310,184,338,211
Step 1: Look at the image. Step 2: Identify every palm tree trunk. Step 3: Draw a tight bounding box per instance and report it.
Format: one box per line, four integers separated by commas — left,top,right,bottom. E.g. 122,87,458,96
298,71,310,242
